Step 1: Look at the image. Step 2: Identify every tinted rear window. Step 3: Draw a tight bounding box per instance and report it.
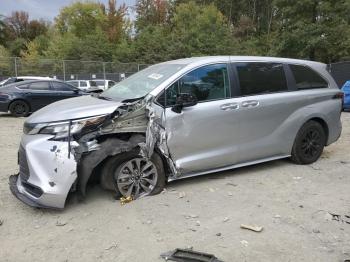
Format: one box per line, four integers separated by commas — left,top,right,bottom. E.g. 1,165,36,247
52,82,73,91
17,83,29,89
290,64,328,89
236,62,288,96
28,81,50,90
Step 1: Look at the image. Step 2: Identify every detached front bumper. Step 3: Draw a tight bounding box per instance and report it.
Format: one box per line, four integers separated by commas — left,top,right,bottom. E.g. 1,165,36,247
9,175,54,208
9,134,78,209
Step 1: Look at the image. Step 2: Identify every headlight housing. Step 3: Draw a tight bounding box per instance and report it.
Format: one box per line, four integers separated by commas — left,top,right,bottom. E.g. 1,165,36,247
24,115,107,140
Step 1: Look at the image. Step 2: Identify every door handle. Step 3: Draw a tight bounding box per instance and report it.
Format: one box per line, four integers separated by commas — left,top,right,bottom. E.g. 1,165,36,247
241,100,259,108
220,103,239,111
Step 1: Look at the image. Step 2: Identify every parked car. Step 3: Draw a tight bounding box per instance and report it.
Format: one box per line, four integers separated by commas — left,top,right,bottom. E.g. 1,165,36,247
0,76,53,87
10,56,343,209
93,79,116,90
341,80,350,111
0,80,86,117
66,80,98,91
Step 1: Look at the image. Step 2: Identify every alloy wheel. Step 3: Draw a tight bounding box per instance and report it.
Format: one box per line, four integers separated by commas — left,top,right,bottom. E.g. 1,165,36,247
115,158,158,199
300,129,322,159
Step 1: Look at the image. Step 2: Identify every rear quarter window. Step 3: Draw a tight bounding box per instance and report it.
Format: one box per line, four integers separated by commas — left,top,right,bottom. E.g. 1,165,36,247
17,83,29,89
290,64,328,89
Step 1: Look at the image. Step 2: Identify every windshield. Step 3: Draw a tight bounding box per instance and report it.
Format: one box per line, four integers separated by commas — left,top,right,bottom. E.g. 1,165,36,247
102,63,185,100
0,78,12,87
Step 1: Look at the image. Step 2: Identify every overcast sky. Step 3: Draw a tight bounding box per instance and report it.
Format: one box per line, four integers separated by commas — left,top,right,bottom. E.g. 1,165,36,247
1,0,137,21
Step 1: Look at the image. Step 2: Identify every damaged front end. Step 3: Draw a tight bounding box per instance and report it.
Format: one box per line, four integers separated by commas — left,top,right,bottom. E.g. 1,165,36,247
10,95,177,209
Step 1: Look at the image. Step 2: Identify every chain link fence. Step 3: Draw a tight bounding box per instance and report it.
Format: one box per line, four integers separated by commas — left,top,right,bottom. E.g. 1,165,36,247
328,61,350,88
0,57,149,82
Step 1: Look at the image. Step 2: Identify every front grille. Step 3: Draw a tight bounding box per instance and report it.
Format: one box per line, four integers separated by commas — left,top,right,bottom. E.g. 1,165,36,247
18,145,30,181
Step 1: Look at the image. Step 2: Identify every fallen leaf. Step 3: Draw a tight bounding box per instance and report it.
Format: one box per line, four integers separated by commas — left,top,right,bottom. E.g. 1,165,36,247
120,196,133,205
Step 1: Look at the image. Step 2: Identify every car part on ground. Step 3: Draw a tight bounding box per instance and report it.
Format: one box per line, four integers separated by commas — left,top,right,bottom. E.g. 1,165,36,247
160,248,223,262
10,56,343,209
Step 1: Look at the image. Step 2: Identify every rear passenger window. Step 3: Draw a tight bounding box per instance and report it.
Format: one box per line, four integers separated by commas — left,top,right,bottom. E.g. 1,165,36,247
80,81,87,87
52,82,73,91
17,83,29,89
28,81,50,90
290,64,328,89
236,63,287,96
164,64,230,106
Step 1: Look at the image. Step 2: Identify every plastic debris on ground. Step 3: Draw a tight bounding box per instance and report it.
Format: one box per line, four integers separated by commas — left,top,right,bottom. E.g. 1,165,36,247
240,224,264,232
120,196,133,205
160,248,223,262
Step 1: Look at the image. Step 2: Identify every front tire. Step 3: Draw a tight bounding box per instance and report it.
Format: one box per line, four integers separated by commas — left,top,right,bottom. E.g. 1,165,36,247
291,121,326,164
9,100,30,117
106,150,166,199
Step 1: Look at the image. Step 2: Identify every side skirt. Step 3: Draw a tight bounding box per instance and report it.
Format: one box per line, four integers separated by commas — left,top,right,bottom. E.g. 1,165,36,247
168,155,291,182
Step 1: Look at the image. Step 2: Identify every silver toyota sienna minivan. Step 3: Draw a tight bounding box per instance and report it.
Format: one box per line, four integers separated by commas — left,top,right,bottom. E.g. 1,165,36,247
9,56,343,209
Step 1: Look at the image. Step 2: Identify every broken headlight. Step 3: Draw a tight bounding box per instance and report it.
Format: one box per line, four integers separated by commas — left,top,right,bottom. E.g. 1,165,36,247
27,115,107,140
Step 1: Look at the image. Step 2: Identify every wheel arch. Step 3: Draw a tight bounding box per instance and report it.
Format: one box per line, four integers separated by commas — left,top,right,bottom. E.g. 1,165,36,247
307,117,329,143
77,133,145,197
8,98,31,111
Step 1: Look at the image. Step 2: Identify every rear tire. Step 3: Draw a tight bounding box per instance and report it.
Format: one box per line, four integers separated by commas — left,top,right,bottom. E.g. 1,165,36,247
9,100,30,117
291,121,326,164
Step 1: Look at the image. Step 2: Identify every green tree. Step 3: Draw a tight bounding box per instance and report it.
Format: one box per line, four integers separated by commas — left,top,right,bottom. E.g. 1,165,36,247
0,45,13,76
55,1,106,37
105,0,129,44
170,2,238,57
273,0,350,62
135,0,173,31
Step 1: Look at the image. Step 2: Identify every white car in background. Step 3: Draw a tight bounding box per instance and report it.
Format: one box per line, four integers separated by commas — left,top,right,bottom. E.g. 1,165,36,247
66,80,98,91
93,79,117,90
0,76,53,87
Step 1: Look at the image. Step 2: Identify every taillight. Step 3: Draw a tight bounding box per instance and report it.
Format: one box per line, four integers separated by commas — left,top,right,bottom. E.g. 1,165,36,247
333,92,344,108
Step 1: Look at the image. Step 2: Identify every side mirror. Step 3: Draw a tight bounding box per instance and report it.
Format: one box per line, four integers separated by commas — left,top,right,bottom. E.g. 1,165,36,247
171,93,197,113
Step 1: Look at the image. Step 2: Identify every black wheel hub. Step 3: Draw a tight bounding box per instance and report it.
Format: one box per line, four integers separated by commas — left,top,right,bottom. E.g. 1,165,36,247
14,104,25,114
301,129,322,159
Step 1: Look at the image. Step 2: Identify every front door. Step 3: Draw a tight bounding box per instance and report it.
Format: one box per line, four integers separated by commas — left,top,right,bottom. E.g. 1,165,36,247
50,81,79,102
164,63,240,174
25,81,55,110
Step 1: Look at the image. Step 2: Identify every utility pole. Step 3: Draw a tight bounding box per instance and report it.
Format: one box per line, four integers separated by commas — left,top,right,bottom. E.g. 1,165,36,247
62,60,66,81
14,57,18,77
103,62,106,80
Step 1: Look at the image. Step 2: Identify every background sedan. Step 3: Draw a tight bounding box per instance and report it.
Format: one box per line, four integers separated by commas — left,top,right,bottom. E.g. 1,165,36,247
0,80,86,117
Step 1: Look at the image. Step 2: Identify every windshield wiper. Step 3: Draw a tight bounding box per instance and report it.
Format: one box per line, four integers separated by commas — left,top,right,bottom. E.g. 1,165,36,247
121,96,145,103
97,94,113,101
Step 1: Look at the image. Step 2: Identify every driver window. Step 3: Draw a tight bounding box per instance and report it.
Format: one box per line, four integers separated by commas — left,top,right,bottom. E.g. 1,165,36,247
165,64,230,106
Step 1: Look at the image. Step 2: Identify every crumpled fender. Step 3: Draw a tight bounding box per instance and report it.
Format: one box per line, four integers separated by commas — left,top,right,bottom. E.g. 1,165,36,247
77,134,145,196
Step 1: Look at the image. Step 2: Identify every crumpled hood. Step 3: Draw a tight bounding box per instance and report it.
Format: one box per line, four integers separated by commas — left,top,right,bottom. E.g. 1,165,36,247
27,95,122,123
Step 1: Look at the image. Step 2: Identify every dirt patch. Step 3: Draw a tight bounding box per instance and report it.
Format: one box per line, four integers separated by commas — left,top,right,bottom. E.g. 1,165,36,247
1,112,350,262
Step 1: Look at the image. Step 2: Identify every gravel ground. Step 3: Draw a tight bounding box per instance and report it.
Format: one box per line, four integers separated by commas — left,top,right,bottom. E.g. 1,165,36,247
0,112,349,262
